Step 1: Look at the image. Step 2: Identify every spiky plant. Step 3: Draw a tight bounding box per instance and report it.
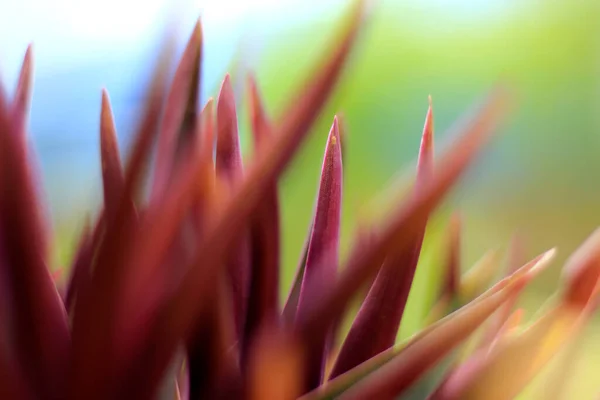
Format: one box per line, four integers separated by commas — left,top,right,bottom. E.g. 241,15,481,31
1,1,598,399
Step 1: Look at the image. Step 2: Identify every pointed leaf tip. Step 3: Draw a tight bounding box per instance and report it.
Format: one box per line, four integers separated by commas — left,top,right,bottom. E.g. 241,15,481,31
336,114,350,163
295,117,344,389
329,103,435,378
296,86,510,349
433,249,586,400
201,97,215,145
100,89,124,219
340,276,518,400
340,249,554,400
151,21,203,199
247,74,271,149
204,96,214,111
216,74,250,340
329,116,341,150
418,96,434,177
142,4,366,387
192,18,203,42
0,77,69,397
490,248,555,293
12,44,34,137
19,43,33,82
216,74,243,178
217,75,234,115
69,45,171,398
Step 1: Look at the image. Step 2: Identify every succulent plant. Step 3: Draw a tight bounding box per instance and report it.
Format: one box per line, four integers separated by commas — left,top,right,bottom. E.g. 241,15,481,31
1,1,599,400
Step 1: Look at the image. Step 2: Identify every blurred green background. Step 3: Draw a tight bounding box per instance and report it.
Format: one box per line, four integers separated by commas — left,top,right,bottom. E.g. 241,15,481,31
3,0,600,397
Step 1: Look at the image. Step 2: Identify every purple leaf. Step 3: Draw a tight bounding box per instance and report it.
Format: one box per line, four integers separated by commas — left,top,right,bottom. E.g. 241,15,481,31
294,86,510,360
69,43,173,399
186,275,239,399
295,117,343,390
11,44,33,140
330,99,433,379
128,2,367,392
216,74,251,341
338,249,554,400
100,89,125,220
243,76,281,360
151,19,203,200
0,349,35,400
0,74,69,399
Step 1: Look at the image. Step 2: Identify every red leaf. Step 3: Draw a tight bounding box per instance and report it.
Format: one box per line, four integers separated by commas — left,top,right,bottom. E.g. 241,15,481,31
330,100,433,379
130,2,367,391
11,44,33,140
0,350,35,400
296,117,343,389
100,90,125,220
185,275,239,399
243,76,281,361
69,42,173,399
295,87,509,358
216,74,251,341
152,19,203,200
0,77,69,398
338,249,554,400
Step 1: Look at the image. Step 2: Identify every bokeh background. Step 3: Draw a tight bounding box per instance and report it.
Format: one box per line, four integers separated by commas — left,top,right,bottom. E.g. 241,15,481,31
2,0,600,397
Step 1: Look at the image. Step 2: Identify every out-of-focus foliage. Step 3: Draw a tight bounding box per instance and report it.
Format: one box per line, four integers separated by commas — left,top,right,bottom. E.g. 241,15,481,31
3,0,600,398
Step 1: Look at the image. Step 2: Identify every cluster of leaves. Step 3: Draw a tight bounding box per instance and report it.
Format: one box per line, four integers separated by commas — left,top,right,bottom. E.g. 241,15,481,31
1,1,599,399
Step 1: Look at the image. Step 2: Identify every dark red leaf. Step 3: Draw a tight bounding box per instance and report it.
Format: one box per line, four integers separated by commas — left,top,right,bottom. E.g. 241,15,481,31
0,349,35,400
216,74,251,341
330,100,433,379
129,2,367,391
295,117,343,389
338,249,554,400
100,90,125,220
69,42,173,399
186,274,239,399
0,77,69,398
247,74,270,150
151,19,203,200
294,86,510,355
11,44,33,140
243,76,281,361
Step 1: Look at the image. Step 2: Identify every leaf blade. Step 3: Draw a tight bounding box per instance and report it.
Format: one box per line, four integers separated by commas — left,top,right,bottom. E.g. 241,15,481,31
337,249,554,400
296,117,344,389
330,100,433,379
